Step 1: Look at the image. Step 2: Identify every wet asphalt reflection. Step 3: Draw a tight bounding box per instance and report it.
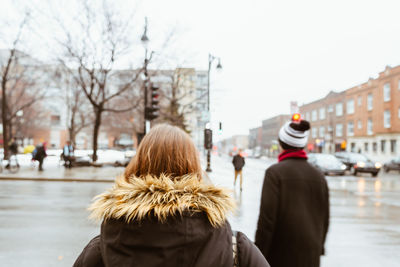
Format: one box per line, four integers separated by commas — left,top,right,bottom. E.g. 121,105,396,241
0,156,399,266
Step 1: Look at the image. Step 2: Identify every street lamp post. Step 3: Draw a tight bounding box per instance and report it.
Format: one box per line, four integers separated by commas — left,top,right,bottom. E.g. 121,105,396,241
205,53,222,172
16,110,23,145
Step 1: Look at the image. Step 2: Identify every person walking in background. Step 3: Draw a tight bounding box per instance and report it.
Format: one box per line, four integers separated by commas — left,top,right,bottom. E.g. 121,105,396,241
6,138,19,168
255,118,329,267
63,141,74,168
232,149,245,191
74,124,269,267
33,142,47,171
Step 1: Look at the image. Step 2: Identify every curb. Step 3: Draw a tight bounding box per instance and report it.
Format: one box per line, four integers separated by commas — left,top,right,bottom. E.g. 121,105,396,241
0,177,114,183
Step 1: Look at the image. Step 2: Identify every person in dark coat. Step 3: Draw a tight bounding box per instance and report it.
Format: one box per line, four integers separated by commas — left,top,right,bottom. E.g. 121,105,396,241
33,143,47,171
255,119,329,267
6,139,20,168
74,124,269,267
232,149,245,191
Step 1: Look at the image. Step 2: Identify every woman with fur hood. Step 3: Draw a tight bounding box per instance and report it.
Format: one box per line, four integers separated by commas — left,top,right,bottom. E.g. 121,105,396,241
74,124,269,267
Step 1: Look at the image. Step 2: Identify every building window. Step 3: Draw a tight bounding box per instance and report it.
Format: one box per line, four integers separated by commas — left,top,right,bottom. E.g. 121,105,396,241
347,99,354,114
364,142,369,152
357,96,362,106
383,83,391,102
312,128,317,138
336,103,343,116
373,142,377,153
305,112,310,121
367,94,373,111
384,110,391,128
390,140,397,153
367,119,373,135
319,126,325,138
381,140,386,153
347,121,354,136
328,105,333,113
328,125,333,132
51,115,61,126
319,107,325,120
357,120,362,129
311,110,317,121
335,123,343,137
350,142,356,152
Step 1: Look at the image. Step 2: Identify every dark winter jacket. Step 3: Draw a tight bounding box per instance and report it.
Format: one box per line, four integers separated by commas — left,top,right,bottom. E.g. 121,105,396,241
255,158,329,267
74,174,269,267
33,145,47,161
232,154,245,171
9,142,18,154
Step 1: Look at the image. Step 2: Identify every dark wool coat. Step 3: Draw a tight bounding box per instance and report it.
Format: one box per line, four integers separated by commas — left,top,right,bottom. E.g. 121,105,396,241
255,158,330,267
74,174,269,267
232,155,245,171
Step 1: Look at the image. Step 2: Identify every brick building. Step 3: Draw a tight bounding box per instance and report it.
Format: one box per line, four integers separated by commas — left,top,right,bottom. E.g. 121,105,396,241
300,91,347,153
346,66,400,162
300,65,400,162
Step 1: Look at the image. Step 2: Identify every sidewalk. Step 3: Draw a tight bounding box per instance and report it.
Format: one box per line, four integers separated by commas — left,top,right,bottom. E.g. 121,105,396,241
0,154,237,183
0,159,123,183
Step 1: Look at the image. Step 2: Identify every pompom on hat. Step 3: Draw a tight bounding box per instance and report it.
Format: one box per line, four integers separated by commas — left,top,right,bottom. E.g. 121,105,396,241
278,120,311,148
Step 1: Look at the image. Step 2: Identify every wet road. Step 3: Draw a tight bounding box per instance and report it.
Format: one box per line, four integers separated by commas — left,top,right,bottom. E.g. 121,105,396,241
0,156,399,266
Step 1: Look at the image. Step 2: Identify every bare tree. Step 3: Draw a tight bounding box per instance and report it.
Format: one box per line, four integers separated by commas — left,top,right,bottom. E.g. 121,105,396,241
54,1,145,161
156,68,201,133
0,13,46,157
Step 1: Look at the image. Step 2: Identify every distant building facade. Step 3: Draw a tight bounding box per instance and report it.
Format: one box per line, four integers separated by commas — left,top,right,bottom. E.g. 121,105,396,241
299,91,347,153
218,135,249,155
261,114,290,155
248,126,262,149
300,65,400,162
345,66,400,162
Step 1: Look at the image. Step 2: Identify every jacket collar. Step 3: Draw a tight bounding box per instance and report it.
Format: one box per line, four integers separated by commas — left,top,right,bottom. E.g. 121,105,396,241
89,174,235,227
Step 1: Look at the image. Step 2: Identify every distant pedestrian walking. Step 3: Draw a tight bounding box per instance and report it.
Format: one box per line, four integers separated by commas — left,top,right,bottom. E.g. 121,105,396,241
232,149,245,191
62,141,74,168
32,143,47,171
255,118,329,267
74,124,269,267
6,139,20,168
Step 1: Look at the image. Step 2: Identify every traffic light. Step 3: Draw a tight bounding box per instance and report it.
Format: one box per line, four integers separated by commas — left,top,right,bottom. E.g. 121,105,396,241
145,85,160,120
218,122,222,134
204,129,213,150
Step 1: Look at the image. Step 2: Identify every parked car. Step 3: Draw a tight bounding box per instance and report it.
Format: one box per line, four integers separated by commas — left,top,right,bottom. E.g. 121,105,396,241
383,157,400,173
308,153,347,175
114,149,136,167
334,152,382,177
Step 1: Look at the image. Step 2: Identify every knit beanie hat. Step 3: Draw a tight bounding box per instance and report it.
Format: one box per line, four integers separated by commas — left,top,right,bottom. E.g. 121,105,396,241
278,120,310,148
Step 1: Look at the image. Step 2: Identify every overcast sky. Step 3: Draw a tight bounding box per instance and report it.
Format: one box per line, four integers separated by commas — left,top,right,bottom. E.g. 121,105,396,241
2,0,400,141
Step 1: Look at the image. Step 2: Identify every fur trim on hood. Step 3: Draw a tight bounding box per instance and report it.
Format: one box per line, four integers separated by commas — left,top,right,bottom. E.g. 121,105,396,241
89,174,235,227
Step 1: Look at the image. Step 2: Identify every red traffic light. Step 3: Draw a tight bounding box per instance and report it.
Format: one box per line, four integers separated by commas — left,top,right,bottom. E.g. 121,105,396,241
292,113,301,122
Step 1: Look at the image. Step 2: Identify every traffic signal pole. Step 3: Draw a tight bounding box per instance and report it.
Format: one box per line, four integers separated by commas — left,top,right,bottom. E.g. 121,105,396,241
143,52,148,136
204,128,213,172
205,55,213,172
